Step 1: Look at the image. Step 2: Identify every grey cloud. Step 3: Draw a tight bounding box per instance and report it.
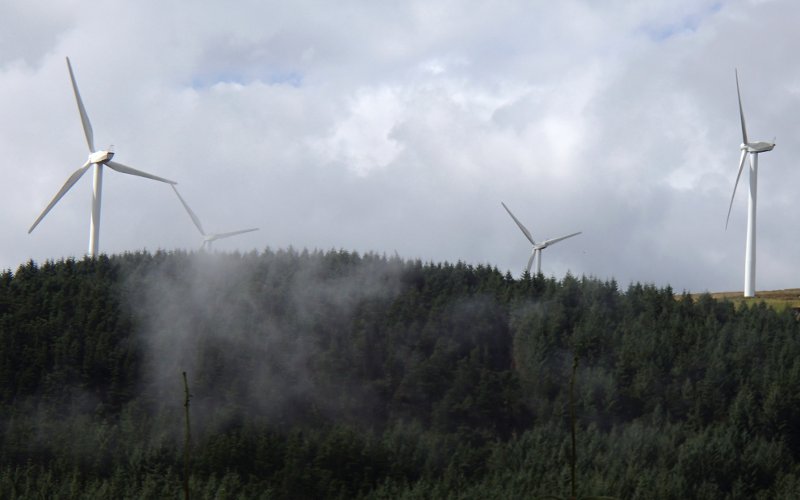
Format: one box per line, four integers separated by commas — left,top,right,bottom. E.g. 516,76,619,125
3,0,800,295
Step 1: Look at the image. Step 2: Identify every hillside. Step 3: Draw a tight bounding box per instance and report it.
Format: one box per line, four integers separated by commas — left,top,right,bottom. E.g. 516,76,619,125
1,250,800,498
696,288,800,313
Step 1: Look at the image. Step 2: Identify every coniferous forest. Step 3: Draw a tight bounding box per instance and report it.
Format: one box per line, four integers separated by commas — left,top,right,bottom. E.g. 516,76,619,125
1,249,800,498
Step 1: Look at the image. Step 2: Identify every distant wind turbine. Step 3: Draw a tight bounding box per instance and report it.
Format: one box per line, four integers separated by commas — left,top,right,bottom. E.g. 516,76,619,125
171,185,258,249
501,202,581,275
724,69,775,298
28,57,177,256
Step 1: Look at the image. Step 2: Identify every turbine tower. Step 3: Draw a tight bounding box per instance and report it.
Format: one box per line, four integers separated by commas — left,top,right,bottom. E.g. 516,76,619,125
725,69,775,298
171,185,258,250
501,202,581,275
28,57,177,257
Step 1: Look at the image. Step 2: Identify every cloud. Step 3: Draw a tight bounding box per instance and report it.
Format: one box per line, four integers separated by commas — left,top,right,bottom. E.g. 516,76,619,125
2,0,800,293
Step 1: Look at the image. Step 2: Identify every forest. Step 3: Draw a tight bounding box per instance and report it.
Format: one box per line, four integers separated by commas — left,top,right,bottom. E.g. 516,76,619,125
0,248,799,499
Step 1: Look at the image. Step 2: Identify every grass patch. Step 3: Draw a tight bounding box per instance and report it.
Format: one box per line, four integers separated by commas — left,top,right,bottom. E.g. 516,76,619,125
692,288,800,313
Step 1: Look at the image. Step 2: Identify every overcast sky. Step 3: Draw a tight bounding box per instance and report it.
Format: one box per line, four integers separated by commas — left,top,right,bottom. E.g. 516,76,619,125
2,0,799,293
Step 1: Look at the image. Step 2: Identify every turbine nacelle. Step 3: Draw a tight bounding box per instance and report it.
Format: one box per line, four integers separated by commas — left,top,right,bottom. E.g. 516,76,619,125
741,141,775,153
88,150,115,164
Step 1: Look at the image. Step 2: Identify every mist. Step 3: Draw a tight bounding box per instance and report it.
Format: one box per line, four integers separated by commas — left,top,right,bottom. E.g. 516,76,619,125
124,248,406,433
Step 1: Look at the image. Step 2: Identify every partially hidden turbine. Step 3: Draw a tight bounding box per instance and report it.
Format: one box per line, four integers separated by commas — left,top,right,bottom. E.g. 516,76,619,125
725,69,775,298
171,185,258,250
28,57,177,256
501,202,581,275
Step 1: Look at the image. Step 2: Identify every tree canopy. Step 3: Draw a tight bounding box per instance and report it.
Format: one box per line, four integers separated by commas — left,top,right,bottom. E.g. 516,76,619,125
0,249,798,498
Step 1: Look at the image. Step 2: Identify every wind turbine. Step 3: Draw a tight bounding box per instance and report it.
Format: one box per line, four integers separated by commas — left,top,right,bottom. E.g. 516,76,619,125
724,69,775,298
501,202,581,275
28,57,176,257
28,57,177,257
171,185,258,249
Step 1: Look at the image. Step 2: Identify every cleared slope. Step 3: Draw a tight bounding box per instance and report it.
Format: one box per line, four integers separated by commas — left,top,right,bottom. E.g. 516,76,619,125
695,288,800,312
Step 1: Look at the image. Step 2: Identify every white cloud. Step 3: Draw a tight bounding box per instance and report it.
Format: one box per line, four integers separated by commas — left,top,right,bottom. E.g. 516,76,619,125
322,86,405,176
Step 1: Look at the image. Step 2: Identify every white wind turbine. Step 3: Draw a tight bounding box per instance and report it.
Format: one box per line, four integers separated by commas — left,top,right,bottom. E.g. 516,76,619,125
28,57,177,256
501,202,581,275
171,185,259,250
724,69,775,298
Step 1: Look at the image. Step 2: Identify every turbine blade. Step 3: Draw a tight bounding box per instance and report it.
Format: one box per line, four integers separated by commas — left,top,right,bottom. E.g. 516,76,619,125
725,150,748,229
543,231,582,246
66,57,94,152
170,185,205,235
211,228,259,240
735,69,748,145
526,251,535,274
29,162,91,233
501,202,535,245
106,160,177,184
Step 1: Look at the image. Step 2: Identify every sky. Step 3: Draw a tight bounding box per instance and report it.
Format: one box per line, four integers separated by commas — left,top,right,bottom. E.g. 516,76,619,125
1,0,799,293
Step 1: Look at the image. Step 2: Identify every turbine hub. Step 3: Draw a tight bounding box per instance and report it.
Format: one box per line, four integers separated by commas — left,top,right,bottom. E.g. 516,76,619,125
88,150,114,164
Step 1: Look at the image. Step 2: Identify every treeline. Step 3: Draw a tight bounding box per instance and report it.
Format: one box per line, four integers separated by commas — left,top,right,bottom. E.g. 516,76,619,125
0,249,799,498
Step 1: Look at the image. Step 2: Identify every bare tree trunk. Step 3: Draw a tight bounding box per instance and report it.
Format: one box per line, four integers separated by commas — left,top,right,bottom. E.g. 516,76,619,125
570,355,578,500
183,371,191,500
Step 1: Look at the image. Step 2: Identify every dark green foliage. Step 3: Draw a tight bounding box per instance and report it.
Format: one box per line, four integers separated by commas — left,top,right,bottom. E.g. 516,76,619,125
0,250,799,498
